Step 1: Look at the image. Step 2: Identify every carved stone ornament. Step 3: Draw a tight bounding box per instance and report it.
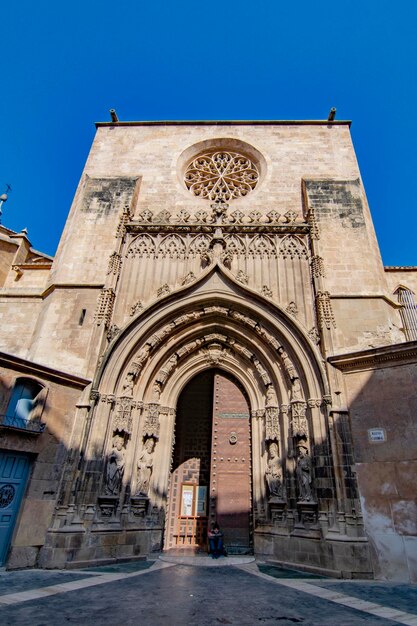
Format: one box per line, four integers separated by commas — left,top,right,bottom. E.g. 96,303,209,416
94,288,115,327
284,210,298,224
286,301,298,317
235,270,249,285
130,300,143,316
107,324,120,342
316,291,336,330
291,401,308,439
184,150,259,201
157,283,171,298
311,255,325,278
143,403,160,439
308,327,320,345
265,407,280,441
260,285,273,298
138,209,153,222
114,397,134,434
107,252,122,276
98,495,118,518
181,271,196,286
116,206,132,238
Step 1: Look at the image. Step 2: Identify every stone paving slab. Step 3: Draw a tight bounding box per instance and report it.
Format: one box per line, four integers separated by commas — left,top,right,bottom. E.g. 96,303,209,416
0,563,402,626
0,569,94,596
313,581,417,616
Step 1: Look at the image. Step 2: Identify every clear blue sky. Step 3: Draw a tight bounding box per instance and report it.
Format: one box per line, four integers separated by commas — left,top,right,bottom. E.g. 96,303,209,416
2,0,416,265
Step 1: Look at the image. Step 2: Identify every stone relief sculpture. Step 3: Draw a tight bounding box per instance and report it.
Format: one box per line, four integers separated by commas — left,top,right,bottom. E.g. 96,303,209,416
104,434,126,496
121,372,135,397
291,378,304,401
278,346,297,380
266,385,278,406
135,437,156,496
296,443,313,502
265,442,284,500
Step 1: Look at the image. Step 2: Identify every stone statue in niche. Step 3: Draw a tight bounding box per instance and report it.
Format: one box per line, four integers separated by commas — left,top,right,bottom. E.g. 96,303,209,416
121,371,135,397
291,378,304,401
104,434,126,495
266,385,278,406
265,442,284,500
296,443,313,502
151,381,161,402
135,437,156,496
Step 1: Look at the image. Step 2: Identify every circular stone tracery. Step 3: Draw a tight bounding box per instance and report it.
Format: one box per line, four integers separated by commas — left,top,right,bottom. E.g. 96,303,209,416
184,151,259,201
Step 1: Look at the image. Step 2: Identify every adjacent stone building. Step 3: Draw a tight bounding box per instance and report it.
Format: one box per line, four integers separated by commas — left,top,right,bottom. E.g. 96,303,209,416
0,118,416,580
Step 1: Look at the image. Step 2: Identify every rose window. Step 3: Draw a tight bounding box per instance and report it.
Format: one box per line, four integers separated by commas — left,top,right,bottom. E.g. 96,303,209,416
184,151,259,201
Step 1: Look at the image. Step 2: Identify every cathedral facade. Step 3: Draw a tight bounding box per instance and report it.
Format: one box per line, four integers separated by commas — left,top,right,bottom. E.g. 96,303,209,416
0,119,416,580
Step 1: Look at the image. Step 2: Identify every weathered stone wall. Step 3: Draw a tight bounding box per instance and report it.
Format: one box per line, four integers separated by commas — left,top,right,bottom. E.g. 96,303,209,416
0,360,86,568
330,344,417,582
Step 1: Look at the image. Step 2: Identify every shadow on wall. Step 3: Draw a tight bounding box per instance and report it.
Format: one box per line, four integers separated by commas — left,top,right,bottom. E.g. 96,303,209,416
331,349,417,583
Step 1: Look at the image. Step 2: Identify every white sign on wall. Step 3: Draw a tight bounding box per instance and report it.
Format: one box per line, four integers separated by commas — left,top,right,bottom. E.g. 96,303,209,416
368,428,386,443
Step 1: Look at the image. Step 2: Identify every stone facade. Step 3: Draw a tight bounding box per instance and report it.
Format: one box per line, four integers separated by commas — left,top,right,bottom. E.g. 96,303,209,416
0,120,416,579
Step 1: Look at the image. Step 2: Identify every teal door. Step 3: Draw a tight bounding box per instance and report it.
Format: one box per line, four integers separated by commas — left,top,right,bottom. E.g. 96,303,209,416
0,451,31,565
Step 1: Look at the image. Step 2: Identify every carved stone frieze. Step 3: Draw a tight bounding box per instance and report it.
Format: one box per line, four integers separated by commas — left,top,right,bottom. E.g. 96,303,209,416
251,409,265,419
279,235,308,260
138,209,153,222
284,210,298,224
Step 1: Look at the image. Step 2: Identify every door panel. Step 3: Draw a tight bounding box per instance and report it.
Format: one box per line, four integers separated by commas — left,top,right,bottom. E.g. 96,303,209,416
0,451,31,565
210,373,252,553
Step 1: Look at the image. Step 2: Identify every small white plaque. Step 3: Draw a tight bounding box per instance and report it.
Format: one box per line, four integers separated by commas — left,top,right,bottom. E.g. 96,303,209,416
368,428,386,442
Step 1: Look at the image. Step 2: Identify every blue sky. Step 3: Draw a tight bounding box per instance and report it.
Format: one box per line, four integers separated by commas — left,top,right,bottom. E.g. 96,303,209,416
2,0,416,265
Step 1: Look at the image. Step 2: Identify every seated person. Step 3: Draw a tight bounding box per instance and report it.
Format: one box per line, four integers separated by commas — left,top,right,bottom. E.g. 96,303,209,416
208,522,224,559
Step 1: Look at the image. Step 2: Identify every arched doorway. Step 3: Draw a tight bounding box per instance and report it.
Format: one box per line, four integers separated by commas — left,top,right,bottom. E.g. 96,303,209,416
165,369,252,554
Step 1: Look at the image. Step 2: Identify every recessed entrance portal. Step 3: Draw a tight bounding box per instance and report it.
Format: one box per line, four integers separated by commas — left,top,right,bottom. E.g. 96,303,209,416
165,370,252,554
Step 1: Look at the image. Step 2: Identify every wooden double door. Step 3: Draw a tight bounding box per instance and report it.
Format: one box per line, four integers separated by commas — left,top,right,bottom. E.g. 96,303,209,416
166,370,252,553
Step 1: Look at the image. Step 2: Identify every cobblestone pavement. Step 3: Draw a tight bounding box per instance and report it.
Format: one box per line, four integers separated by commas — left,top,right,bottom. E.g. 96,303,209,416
0,559,416,626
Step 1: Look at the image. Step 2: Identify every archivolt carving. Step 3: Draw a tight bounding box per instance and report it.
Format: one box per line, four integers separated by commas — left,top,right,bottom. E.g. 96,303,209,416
184,150,259,201
157,235,186,259
127,234,156,258
279,235,308,259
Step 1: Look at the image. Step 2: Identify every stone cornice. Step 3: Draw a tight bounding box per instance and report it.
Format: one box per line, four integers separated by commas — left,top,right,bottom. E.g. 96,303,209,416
384,266,417,271
126,222,310,235
96,120,352,128
0,351,91,388
328,341,417,373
